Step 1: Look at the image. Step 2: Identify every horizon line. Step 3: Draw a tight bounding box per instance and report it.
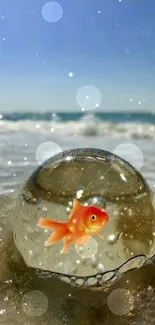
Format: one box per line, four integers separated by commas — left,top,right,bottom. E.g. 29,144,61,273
1,110,153,115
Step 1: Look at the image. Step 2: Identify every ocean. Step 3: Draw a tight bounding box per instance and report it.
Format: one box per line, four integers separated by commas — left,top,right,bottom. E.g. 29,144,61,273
0,111,155,325
0,111,155,194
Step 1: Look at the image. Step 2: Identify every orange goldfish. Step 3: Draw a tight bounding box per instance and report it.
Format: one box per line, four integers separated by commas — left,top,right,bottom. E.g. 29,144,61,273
37,198,109,254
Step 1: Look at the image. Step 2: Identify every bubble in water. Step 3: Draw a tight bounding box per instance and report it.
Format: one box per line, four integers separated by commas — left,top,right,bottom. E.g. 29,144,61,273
76,85,102,111
36,141,62,165
107,288,134,315
0,309,5,315
107,233,121,245
97,263,104,272
22,290,48,317
113,143,143,171
75,237,98,258
42,1,63,23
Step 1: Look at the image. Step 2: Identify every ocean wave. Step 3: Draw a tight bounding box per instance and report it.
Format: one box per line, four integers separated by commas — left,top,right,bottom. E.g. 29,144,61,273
1,111,155,123
0,118,155,139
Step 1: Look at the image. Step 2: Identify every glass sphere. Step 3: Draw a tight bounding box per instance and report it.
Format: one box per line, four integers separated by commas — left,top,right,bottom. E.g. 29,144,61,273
13,148,155,287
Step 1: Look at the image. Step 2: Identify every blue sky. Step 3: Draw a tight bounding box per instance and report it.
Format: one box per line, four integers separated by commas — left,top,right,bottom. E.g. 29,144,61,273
0,0,155,112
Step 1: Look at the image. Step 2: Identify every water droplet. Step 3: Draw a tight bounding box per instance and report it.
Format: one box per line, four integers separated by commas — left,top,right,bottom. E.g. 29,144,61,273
42,206,48,212
60,276,71,284
102,272,114,283
76,85,102,111
42,1,63,23
0,309,5,315
76,189,83,199
97,263,104,272
87,277,98,286
113,143,143,171
76,259,80,264
22,290,48,317
75,278,84,286
107,288,134,315
91,256,97,267
36,141,62,165
75,237,98,258
107,234,119,244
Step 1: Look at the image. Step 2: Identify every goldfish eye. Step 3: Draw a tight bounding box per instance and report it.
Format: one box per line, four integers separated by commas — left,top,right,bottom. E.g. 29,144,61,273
91,215,96,221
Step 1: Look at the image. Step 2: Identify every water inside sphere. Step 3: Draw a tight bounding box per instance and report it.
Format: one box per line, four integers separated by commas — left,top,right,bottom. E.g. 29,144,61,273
13,148,155,287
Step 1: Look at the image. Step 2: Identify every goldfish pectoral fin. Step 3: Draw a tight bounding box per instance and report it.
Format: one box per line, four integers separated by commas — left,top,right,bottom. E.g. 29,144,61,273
98,232,104,239
75,236,89,247
60,237,73,254
82,236,90,246
75,237,83,246
60,243,71,254
60,246,69,254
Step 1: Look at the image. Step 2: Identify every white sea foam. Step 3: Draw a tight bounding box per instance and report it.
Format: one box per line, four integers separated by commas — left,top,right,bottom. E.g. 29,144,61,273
0,113,155,194
0,116,155,139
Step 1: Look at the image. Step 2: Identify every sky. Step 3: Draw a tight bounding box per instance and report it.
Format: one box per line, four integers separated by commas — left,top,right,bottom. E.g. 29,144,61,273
0,0,155,112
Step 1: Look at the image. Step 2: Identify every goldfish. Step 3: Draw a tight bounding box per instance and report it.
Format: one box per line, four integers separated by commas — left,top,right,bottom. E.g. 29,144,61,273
37,198,109,254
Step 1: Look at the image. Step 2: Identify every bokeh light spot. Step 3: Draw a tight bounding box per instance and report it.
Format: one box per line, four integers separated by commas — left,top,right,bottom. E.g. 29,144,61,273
7,160,12,165
75,237,98,258
22,290,48,317
42,1,63,23
107,288,134,315
76,85,102,111
68,72,74,77
113,143,144,171
36,141,62,165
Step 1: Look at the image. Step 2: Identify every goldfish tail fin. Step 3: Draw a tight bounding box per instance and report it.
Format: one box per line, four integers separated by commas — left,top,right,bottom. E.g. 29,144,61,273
37,217,61,230
45,228,68,246
37,217,70,247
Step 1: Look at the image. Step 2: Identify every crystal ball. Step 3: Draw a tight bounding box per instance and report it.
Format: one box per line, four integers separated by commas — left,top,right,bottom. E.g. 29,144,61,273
13,148,155,287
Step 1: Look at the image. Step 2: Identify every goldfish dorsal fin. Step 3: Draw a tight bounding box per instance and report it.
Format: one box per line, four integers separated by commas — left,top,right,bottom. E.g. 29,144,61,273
68,198,82,220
